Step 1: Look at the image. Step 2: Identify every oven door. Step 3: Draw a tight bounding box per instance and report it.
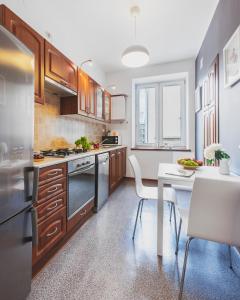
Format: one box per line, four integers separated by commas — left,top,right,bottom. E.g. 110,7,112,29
68,163,95,219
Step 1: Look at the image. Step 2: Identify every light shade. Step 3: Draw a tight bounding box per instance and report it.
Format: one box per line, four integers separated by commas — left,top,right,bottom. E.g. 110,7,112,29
121,45,149,68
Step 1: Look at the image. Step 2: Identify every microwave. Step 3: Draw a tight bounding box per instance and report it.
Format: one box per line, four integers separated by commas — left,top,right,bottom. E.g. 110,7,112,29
102,136,122,145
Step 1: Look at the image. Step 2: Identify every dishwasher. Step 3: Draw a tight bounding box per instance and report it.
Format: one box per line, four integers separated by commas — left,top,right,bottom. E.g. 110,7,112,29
95,152,109,212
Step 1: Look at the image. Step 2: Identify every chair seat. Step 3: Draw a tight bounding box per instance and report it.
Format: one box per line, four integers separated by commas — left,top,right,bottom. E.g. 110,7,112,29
172,185,193,192
139,186,176,204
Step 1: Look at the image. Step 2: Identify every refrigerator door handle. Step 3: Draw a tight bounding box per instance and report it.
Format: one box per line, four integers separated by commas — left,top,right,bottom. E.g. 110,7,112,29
31,207,38,246
24,167,39,204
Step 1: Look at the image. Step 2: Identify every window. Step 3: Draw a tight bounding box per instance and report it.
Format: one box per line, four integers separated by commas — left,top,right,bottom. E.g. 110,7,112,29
135,80,186,148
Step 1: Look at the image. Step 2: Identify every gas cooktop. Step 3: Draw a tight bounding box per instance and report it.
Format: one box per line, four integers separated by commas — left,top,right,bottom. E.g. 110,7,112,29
40,148,84,158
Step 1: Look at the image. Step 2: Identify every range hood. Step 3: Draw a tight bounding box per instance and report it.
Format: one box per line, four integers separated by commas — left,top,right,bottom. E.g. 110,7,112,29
44,77,77,97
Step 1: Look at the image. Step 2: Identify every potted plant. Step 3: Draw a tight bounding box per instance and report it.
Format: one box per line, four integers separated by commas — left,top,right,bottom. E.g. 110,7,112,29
75,136,91,152
204,143,230,174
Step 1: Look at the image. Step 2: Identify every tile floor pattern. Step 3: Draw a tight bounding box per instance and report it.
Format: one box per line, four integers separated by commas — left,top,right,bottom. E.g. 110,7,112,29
28,180,240,300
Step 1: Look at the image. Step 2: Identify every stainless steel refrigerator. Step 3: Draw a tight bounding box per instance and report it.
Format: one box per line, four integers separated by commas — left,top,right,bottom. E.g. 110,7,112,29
0,25,38,299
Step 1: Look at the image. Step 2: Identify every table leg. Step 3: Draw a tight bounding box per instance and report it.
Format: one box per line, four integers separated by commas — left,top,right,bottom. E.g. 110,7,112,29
157,180,164,256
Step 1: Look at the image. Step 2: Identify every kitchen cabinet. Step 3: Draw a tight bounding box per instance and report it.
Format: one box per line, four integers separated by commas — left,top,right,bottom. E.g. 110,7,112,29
88,77,96,117
78,70,96,116
61,69,97,118
109,147,127,194
33,163,67,266
33,207,66,264
109,150,117,193
111,94,127,122
116,149,123,183
104,91,111,122
78,69,89,115
45,40,77,91
96,85,104,120
38,162,67,186
0,5,45,104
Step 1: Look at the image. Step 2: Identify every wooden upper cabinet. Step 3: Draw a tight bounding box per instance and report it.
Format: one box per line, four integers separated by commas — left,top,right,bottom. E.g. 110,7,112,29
0,5,44,104
78,69,89,114
78,69,96,117
45,40,77,91
104,91,111,122
88,77,96,117
96,85,104,120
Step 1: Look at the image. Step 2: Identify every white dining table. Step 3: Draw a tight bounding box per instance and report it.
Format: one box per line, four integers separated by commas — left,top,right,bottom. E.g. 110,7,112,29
157,163,239,256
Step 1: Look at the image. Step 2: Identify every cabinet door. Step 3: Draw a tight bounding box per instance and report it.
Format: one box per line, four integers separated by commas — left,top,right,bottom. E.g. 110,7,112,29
33,207,66,264
88,78,96,117
116,149,123,182
122,148,126,177
104,91,111,122
78,69,89,114
45,40,77,91
2,5,44,104
96,86,104,119
109,151,117,193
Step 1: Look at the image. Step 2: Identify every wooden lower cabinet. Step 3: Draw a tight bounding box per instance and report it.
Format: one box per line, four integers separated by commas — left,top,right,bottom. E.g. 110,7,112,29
67,200,94,232
36,192,66,224
109,150,117,193
33,207,66,264
33,149,126,273
109,147,127,194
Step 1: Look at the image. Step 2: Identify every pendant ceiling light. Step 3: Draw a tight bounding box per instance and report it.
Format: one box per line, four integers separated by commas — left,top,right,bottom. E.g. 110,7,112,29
121,6,149,68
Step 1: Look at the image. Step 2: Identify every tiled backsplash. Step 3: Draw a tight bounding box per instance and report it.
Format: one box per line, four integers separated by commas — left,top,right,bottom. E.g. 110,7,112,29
34,92,106,151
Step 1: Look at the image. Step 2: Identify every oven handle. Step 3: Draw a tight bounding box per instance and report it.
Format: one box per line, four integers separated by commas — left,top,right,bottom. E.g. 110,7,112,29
68,164,95,177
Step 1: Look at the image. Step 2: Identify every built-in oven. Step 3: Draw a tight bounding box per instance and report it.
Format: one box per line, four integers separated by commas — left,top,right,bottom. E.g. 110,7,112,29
67,155,95,220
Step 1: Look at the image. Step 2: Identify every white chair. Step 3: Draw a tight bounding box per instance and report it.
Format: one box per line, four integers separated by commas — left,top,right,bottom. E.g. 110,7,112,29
128,155,177,240
176,176,240,300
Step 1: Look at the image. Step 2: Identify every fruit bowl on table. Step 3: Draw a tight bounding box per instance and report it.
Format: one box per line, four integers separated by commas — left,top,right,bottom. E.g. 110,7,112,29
182,165,199,170
177,158,203,170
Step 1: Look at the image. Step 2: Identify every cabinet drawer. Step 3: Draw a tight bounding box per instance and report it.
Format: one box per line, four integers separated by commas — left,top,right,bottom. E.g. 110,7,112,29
36,192,66,223
37,178,66,205
34,207,66,261
67,200,94,232
39,163,67,186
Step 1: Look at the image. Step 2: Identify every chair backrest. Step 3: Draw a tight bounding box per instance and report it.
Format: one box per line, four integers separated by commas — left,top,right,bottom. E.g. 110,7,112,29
128,155,144,197
187,176,240,247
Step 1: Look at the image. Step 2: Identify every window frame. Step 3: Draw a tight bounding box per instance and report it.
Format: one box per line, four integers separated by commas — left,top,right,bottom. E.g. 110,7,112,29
135,79,186,148
135,82,159,148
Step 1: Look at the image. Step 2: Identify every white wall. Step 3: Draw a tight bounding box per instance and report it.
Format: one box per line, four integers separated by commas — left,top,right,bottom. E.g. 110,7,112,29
106,59,195,179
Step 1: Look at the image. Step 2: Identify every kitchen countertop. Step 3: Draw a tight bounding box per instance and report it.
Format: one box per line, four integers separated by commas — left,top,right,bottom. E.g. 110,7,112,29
34,145,127,168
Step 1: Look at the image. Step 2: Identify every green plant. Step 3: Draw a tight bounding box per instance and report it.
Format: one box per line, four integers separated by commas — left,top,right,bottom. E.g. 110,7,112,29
75,136,91,151
215,150,230,161
75,139,82,147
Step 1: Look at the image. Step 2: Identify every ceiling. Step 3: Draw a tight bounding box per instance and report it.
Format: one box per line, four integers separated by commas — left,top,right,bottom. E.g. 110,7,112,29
4,0,219,73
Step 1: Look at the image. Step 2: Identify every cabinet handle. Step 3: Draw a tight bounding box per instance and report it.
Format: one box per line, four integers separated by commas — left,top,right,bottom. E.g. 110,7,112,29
80,209,87,216
46,200,61,211
46,227,58,237
47,170,61,176
47,186,59,193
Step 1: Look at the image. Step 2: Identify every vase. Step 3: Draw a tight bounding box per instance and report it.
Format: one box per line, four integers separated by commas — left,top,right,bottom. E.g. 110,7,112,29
219,158,230,175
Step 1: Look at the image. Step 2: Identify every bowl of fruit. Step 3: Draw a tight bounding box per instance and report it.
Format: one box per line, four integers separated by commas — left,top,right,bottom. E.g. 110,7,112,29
177,158,203,170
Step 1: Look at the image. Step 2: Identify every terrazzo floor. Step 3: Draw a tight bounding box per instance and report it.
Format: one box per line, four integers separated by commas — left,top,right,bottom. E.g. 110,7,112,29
28,180,240,300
